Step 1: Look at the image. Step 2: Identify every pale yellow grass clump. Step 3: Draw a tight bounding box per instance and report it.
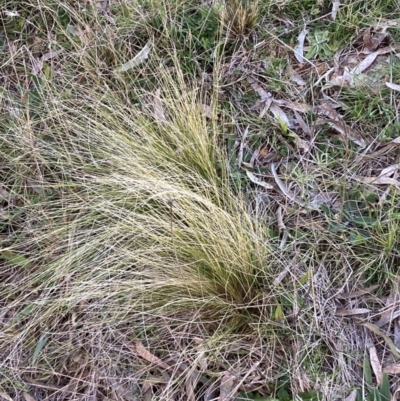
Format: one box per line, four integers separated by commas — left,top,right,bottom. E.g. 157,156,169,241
1,60,286,398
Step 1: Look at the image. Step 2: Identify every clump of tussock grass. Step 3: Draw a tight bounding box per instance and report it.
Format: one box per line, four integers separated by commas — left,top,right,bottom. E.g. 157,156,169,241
0,55,289,398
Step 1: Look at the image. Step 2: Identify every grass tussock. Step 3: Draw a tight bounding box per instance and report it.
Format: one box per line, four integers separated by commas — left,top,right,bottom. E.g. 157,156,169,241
1,57,284,399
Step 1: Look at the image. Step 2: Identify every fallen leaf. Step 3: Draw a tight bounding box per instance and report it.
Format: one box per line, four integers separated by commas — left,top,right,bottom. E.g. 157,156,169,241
31,58,43,75
386,82,400,92
42,49,62,61
200,104,213,119
4,10,20,17
276,206,286,232
344,389,358,401
115,43,151,72
269,103,291,127
23,394,37,401
270,163,319,210
273,99,312,113
331,0,340,20
135,340,170,370
0,393,14,401
362,322,400,360
384,363,400,374
353,175,400,189
103,13,116,25
67,24,86,37
375,285,400,328
218,372,236,401
366,332,383,386
379,164,399,178
336,308,370,316
339,285,379,299
363,29,388,52
246,171,274,189
287,64,306,86
104,374,138,401
294,110,311,135
153,89,166,123
247,77,271,102
294,27,309,63
237,126,249,167
395,317,400,349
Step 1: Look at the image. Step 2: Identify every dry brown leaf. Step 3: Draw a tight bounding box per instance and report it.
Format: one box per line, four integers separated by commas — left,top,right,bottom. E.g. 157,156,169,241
186,374,196,401
273,99,312,113
384,363,400,374
294,27,309,63
287,64,306,86
331,0,340,20
354,175,400,189
309,191,339,209
367,333,383,386
336,308,370,316
0,393,14,401
218,372,236,401
153,89,166,123
326,119,366,147
316,103,365,146
395,317,400,349
379,164,399,178
246,171,274,189
294,110,311,135
363,28,388,52
142,381,153,401
23,393,37,401
31,58,43,75
362,322,400,360
375,286,400,328
276,206,286,233
135,340,170,370
42,49,63,61
67,24,86,37
339,285,379,299
269,103,291,127
386,82,400,92
105,375,138,401
237,126,249,167
200,104,213,119
344,389,358,401
271,163,319,211
247,77,271,102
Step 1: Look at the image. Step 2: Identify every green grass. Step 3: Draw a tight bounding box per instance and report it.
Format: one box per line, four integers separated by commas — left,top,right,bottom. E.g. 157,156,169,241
1,0,400,400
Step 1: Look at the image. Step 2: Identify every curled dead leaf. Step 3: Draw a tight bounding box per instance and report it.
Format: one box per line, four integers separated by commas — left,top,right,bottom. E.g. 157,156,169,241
294,27,309,63
335,308,370,316
246,171,273,189
135,340,170,370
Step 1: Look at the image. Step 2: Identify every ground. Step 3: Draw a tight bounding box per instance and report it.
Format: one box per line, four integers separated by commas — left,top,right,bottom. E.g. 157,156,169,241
1,0,400,400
